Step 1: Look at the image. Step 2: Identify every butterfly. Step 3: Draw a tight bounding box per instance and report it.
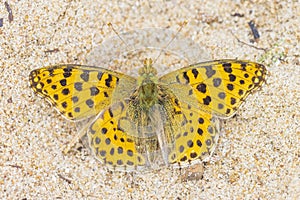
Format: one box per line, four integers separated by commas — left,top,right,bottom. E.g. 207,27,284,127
29,58,267,171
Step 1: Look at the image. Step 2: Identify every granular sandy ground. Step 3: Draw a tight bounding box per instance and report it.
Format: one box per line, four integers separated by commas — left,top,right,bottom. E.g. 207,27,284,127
0,1,299,199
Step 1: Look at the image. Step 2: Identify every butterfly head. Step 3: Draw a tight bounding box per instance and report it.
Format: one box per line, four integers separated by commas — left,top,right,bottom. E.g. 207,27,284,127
138,58,158,76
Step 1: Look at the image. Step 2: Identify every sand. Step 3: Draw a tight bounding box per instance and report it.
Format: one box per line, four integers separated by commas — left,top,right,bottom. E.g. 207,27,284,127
1,0,299,199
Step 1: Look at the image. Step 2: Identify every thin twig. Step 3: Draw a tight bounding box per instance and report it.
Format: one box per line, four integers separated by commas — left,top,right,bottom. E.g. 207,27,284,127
230,30,267,52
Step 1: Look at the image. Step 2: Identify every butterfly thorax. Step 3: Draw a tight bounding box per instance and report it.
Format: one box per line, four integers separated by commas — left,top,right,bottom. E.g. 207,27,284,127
137,58,159,110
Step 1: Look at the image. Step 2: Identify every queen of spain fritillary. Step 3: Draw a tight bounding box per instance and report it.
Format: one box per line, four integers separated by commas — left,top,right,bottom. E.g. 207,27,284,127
29,57,267,171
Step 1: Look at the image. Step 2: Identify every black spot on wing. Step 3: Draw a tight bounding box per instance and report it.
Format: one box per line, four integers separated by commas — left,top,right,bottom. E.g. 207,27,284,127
105,74,113,87
86,99,94,108
90,87,100,96
48,69,54,77
97,72,103,80
222,63,233,73
74,82,83,91
80,70,89,82
218,92,226,99
60,79,67,86
63,67,72,78
196,83,207,93
229,74,236,82
205,66,216,78
227,83,234,91
72,96,79,103
191,69,199,79
182,72,190,84
213,78,222,87
203,96,211,105
62,88,70,95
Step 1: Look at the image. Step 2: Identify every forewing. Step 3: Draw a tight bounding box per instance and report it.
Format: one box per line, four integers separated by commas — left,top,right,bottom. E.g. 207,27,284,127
29,65,136,121
159,59,267,118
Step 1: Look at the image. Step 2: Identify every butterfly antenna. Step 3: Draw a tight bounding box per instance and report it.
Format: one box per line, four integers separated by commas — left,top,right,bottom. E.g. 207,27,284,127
153,20,188,64
107,22,135,53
